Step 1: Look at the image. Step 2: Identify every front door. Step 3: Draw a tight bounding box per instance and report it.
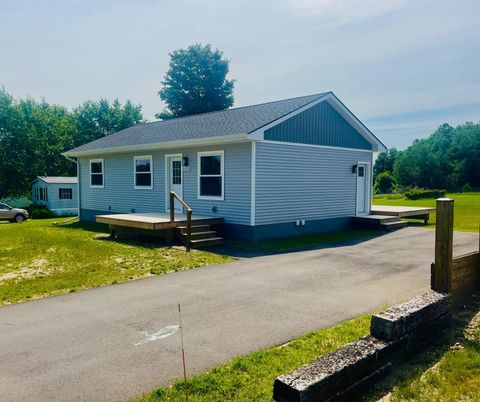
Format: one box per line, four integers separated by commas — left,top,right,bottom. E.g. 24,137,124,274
356,162,369,215
167,156,183,213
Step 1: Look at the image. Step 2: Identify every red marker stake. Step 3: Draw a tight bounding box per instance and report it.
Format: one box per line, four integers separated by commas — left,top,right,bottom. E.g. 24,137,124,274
178,303,188,402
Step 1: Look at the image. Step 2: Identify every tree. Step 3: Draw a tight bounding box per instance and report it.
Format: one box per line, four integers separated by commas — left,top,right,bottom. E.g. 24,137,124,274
72,98,144,146
0,89,145,197
373,172,397,194
373,147,399,179
156,44,235,119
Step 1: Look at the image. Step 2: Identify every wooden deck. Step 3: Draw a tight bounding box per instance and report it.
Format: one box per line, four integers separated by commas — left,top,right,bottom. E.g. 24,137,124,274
371,205,436,223
96,212,224,231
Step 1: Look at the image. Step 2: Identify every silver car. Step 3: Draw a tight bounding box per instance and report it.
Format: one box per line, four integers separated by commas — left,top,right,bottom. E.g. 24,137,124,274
0,203,29,223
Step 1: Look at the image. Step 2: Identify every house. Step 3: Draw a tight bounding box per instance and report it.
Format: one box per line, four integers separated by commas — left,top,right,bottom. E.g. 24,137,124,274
63,92,386,241
32,176,78,216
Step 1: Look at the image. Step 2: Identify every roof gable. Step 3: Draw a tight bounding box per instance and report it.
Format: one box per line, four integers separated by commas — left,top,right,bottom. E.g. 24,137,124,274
264,100,372,150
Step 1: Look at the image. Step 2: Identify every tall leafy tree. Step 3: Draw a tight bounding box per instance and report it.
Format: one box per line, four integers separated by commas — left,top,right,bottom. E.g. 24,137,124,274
73,98,144,146
0,89,144,197
156,44,235,119
373,147,399,179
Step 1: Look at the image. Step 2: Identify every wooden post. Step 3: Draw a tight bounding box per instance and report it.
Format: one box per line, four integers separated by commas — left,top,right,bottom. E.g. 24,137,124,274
186,210,192,252
434,198,454,292
170,192,175,222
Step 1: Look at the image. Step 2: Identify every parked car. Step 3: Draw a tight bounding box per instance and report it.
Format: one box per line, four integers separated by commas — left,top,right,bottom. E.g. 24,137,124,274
0,203,29,223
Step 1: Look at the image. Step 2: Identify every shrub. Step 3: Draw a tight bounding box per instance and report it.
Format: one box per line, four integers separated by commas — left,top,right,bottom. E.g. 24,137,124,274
373,171,397,194
404,188,447,200
462,183,473,193
31,207,54,219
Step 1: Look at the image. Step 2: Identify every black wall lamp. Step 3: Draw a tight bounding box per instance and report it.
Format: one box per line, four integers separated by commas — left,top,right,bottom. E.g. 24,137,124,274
183,156,189,167
352,164,358,174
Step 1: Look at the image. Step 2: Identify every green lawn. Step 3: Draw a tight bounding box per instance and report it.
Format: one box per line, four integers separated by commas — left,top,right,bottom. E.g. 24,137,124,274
373,192,480,232
0,218,230,305
382,307,480,401
139,314,372,402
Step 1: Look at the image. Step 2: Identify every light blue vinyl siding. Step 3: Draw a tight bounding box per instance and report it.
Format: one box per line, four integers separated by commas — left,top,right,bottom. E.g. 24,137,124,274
264,101,372,150
79,142,252,225
32,181,78,212
255,142,372,225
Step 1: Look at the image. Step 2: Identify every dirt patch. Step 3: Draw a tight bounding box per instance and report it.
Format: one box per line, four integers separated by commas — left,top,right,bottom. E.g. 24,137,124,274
0,259,52,283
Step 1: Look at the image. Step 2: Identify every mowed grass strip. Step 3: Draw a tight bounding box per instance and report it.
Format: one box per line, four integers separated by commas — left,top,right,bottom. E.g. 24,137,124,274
373,192,480,232
0,218,230,304
389,314,480,401
139,314,371,402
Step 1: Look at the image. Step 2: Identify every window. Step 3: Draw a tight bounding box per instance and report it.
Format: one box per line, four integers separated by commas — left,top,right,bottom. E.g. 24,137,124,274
358,166,365,177
36,187,48,201
90,159,104,188
198,151,224,199
59,188,73,200
134,155,153,189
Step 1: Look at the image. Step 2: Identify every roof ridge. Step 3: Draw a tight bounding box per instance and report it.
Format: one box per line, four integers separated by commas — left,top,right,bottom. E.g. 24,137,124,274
131,92,331,129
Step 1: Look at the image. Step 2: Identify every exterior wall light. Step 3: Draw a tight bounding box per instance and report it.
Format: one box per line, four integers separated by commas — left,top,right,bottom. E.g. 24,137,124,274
352,165,358,174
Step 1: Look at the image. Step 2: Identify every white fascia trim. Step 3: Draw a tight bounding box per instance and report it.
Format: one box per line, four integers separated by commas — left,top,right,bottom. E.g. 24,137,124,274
248,93,387,153
262,140,374,153
63,134,249,158
250,141,256,226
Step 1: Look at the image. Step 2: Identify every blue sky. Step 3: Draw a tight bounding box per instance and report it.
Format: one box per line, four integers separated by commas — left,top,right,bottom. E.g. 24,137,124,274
1,0,479,149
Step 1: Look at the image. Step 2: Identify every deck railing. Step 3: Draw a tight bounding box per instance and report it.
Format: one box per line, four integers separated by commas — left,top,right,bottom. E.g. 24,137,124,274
169,191,192,252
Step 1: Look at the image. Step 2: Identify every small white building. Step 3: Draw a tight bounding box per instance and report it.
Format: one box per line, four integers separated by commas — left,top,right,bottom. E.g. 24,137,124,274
32,176,78,216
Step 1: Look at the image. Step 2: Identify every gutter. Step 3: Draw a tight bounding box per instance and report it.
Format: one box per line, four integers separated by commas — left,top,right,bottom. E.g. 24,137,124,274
62,133,250,158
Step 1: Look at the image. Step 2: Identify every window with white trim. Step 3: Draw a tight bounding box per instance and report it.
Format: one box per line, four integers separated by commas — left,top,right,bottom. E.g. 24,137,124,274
198,151,224,199
134,155,153,189
59,188,73,199
90,159,104,187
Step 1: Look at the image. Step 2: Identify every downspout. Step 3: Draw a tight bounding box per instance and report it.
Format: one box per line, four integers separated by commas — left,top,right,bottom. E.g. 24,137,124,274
62,154,80,223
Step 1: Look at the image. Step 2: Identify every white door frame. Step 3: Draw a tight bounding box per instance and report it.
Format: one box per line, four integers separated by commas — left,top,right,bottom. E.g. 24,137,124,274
355,161,371,216
164,153,183,213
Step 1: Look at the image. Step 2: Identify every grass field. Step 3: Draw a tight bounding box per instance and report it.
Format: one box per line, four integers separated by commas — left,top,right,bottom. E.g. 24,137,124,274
139,314,372,402
0,218,230,305
373,192,480,232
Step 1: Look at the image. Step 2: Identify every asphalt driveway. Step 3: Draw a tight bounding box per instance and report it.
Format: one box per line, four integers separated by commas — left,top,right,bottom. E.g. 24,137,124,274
0,227,477,401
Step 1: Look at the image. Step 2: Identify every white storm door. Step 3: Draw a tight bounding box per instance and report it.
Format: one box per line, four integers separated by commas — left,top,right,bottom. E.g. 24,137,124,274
356,163,368,215
167,156,183,213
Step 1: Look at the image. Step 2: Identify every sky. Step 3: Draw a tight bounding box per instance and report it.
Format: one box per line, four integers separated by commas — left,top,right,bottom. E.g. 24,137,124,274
1,0,479,149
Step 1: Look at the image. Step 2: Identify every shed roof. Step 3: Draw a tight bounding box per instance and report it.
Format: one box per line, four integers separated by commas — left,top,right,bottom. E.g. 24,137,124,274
34,176,78,184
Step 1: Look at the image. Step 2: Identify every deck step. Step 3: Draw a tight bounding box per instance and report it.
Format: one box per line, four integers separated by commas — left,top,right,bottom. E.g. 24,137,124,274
380,221,408,231
190,237,224,248
177,225,212,234
179,230,218,240
353,215,400,224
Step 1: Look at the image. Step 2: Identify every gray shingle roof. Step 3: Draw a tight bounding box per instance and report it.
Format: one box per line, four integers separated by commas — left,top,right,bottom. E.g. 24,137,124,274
36,176,78,184
66,93,330,154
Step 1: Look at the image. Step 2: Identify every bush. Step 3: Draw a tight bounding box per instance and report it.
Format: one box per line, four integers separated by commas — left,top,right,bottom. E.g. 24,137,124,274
462,183,473,193
404,188,447,200
31,207,54,219
373,171,397,194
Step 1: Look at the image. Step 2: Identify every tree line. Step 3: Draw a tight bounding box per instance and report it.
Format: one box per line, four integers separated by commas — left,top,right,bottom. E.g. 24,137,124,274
0,88,144,196
373,122,480,194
